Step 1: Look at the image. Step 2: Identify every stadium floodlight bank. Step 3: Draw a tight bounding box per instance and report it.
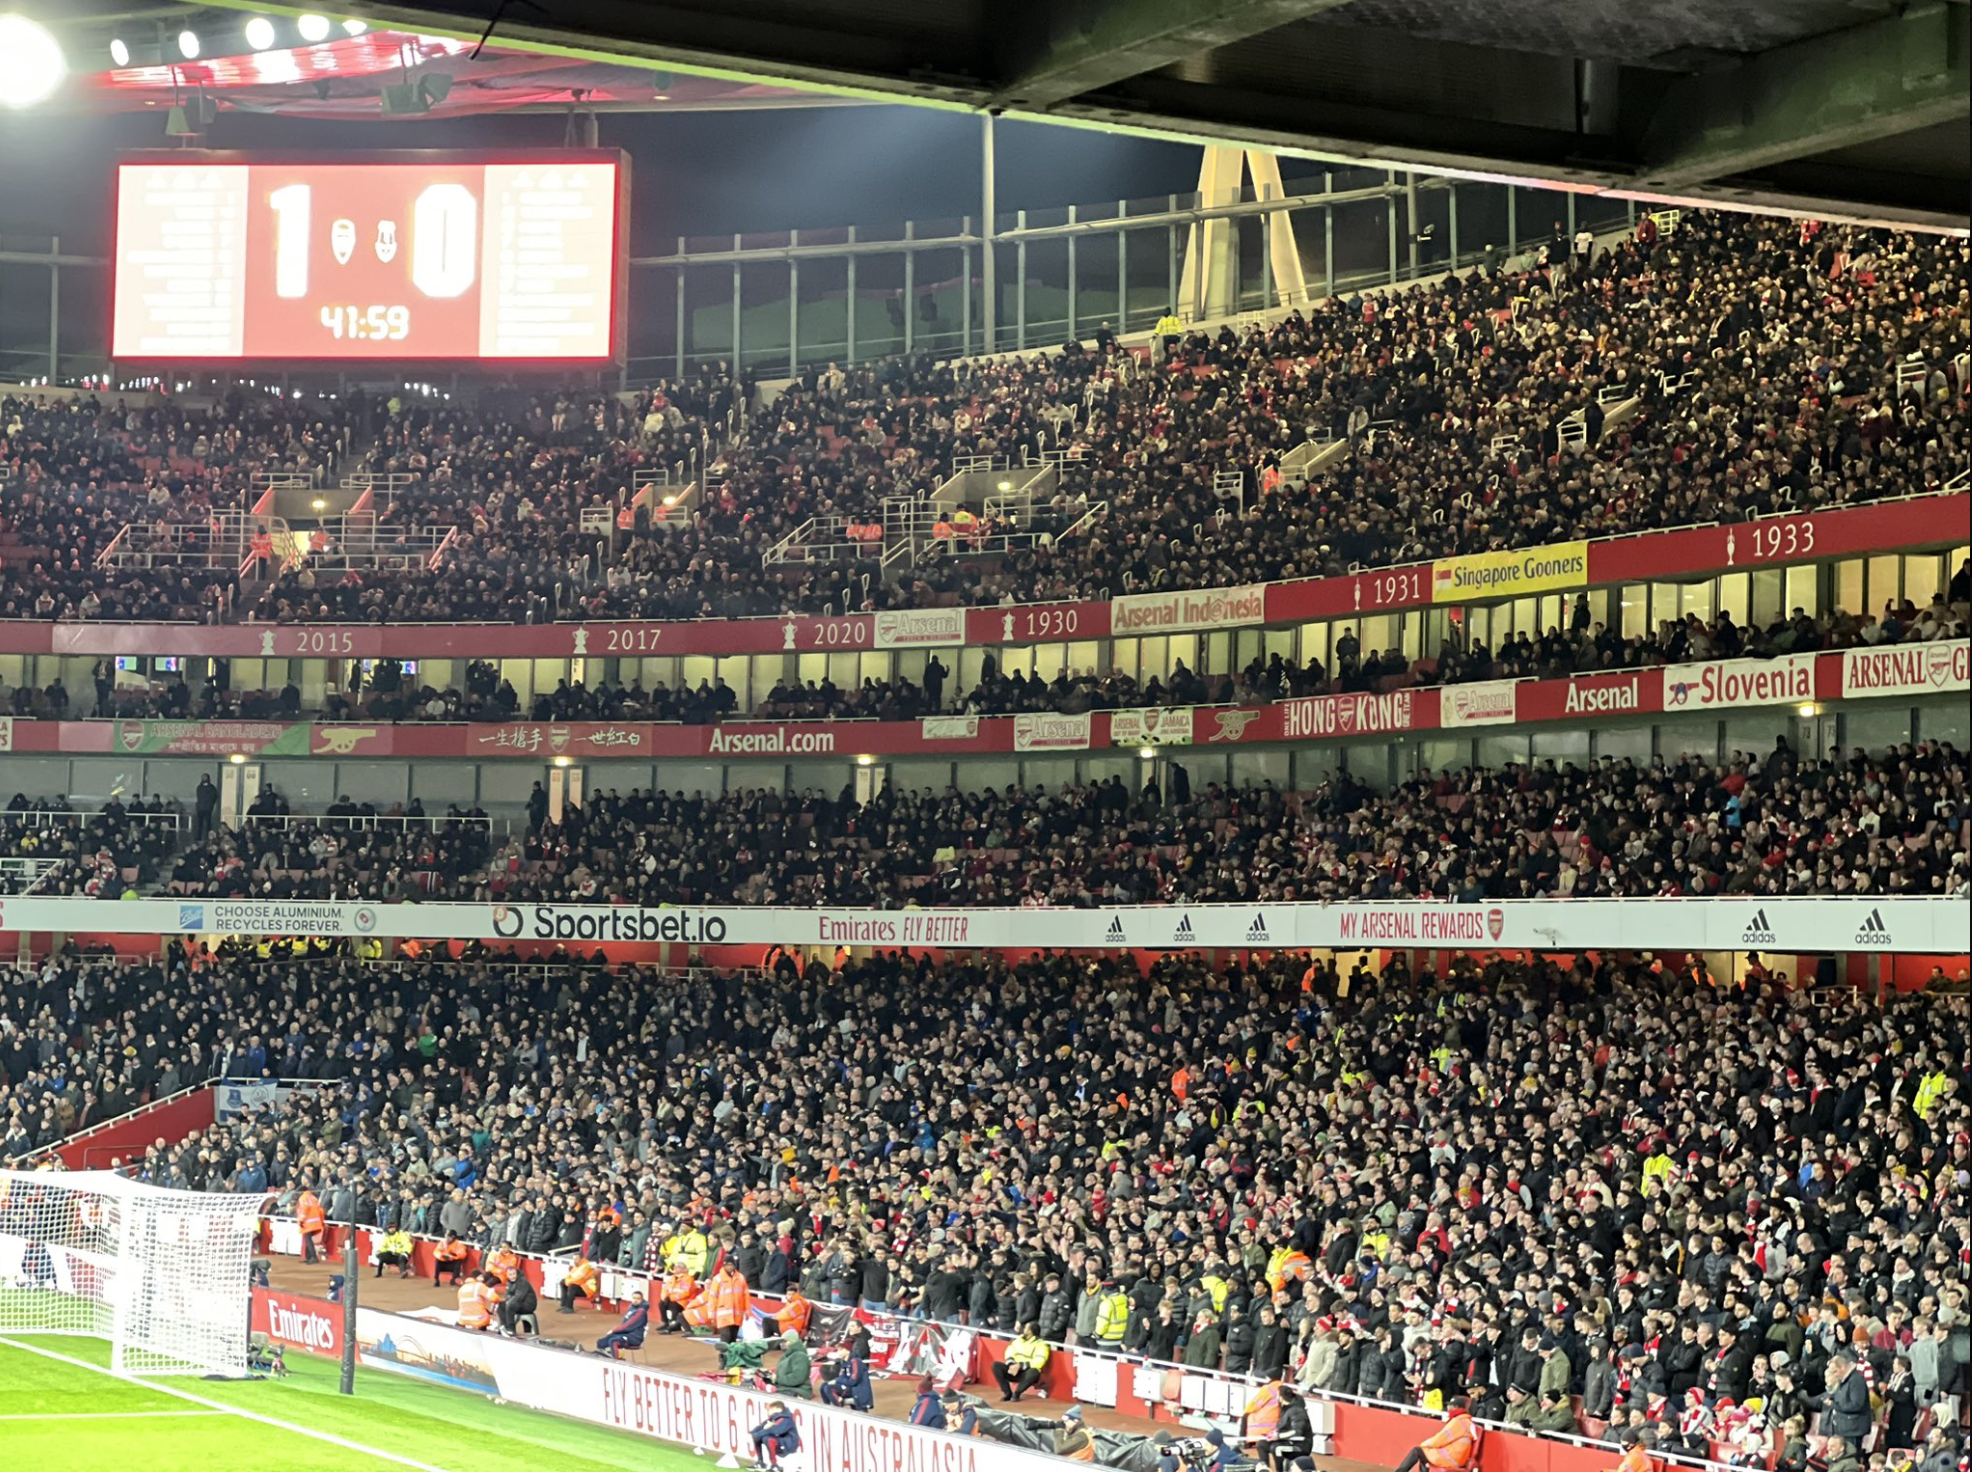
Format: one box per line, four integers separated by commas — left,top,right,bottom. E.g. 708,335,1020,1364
0,1169,261,1377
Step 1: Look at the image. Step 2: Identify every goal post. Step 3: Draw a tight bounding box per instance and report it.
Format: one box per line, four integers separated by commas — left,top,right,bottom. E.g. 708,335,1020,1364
0,1168,262,1378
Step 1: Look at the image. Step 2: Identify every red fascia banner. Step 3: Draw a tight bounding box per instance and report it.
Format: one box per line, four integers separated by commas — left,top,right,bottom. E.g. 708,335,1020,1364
2,648,1930,762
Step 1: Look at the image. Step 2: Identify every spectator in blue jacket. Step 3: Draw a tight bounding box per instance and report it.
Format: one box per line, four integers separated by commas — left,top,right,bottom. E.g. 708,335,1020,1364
907,1376,946,1428
594,1293,649,1358
822,1349,874,1411
750,1402,801,1470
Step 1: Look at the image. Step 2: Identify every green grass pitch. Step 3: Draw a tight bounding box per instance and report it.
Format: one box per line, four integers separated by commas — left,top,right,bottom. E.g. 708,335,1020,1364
0,1334,724,1472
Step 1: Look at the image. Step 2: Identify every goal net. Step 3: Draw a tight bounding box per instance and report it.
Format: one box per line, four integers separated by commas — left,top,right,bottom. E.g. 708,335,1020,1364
0,1168,261,1377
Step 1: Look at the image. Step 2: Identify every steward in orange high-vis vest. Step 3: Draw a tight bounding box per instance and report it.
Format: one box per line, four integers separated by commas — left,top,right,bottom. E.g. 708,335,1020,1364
1393,1396,1478,1472
658,1261,700,1332
1244,1377,1284,1440
1611,1439,1655,1472
688,1260,750,1342
559,1256,600,1313
457,1274,496,1330
772,1287,813,1339
295,1189,326,1264
433,1233,470,1287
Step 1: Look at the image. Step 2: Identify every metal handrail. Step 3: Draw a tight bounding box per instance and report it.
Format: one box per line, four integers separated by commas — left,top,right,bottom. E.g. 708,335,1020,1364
232,812,492,833
0,809,181,832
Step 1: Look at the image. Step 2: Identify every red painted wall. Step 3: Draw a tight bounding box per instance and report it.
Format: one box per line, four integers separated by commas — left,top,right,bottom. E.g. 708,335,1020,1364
55,1086,216,1170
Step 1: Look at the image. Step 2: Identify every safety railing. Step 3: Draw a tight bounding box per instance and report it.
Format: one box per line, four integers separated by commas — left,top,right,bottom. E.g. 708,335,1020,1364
339,472,420,504
234,812,493,834
0,808,182,833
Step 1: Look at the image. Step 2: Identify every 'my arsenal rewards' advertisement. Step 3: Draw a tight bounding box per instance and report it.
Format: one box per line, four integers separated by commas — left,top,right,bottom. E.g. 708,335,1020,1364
112,152,625,361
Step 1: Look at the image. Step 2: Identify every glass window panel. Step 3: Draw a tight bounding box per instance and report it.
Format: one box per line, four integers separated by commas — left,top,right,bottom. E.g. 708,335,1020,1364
784,760,841,795
1019,757,1081,790
259,760,330,809
67,759,144,806
1079,756,1137,787
1719,714,1798,769
1649,583,1680,631
1840,704,1913,754
1748,569,1784,627
1292,746,1340,789
1592,723,1651,763
0,757,67,796
477,765,542,811
1168,634,1198,674
1066,641,1102,679
887,758,954,793
1299,623,1330,667
1032,643,1068,681
1916,696,1969,748
1476,734,1530,770
413,765,480,808
958,759,1019,793
1715,573,1749,625
335,762,409,808
1343,742,1394,789
1416,738,1469,775
654,763,725,798
1360,614,1396,655
1172,752,1229,793
1866,555,1901,614
1203,632,1231,674
1531,728,1590,763
1656,718,1720,763
1902,554,1942,610
1228,749,1288,789
1618,583,1649,640
1110,638,1140,682
1140,636,1169,681
1680,581,1714,620
1833,559,1865,618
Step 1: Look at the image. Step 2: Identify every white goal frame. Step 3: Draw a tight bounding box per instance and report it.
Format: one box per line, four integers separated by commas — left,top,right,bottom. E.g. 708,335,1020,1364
0,1168,262,1377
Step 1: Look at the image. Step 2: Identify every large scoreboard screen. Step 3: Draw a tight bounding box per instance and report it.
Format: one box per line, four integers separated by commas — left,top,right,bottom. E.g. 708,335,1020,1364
112,151,627,364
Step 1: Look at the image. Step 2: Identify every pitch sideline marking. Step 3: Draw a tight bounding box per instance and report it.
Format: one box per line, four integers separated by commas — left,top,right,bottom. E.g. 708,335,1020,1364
0,1409,228,1420
0,1337,454,1472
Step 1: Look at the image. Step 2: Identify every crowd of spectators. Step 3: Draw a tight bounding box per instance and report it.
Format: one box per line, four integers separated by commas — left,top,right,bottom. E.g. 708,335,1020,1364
6,943,1963,1466
2,214,1961,629
281,212,1967,621
247,373,746,626
10,734,1965,909
448,738,1970,908
0,794,179,897
164,790,493,902
0,388,362,623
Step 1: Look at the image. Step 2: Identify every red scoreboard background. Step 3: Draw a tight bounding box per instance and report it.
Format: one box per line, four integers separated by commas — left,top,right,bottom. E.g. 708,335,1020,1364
111,151,628,364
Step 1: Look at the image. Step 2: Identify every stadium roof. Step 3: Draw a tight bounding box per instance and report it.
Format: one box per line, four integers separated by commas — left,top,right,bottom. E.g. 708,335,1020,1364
178,0,1968,232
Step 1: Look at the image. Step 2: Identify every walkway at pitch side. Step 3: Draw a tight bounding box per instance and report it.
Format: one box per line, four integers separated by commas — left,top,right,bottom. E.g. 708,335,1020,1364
268,1257,1382,1471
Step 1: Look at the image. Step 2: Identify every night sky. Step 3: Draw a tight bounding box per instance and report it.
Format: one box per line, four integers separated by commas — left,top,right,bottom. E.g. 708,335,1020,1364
0,103,1209,253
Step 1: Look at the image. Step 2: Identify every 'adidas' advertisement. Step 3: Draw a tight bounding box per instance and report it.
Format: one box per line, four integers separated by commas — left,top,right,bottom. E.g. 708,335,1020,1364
1854,907,1894,947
